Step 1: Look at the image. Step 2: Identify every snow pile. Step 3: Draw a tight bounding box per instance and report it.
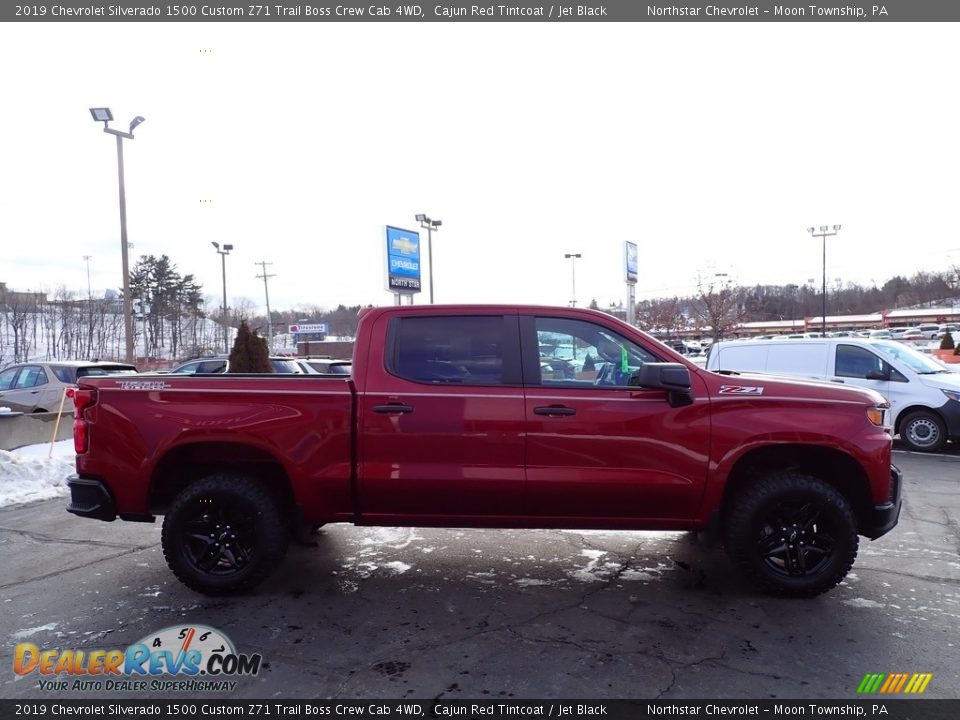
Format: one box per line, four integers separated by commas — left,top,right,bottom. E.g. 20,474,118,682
0,440,75,508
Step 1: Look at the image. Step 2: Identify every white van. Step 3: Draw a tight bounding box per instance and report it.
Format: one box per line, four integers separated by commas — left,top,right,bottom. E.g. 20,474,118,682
706,338,960,452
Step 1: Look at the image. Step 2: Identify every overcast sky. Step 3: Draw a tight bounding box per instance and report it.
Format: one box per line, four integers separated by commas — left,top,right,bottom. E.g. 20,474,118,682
2,22,959,316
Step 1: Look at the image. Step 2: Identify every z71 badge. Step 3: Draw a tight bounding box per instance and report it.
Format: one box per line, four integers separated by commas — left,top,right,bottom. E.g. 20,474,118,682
718,385,764,395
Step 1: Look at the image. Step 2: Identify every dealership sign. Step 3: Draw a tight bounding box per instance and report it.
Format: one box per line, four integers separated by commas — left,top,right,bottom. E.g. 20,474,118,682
385,226,422,294
625,241,638,285
288,323,328,334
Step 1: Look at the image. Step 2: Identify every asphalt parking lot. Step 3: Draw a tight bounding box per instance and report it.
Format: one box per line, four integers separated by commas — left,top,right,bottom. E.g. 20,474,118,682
1,446,958,701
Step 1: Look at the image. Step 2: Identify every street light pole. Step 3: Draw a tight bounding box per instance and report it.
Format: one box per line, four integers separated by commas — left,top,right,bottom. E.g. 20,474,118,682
807,225,842,336
564,253,582,307
90,108,145,364
415,214,442,304
212,242,234,353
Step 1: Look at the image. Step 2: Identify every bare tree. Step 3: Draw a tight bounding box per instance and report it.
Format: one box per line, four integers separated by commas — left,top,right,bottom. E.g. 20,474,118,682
693,274,747,342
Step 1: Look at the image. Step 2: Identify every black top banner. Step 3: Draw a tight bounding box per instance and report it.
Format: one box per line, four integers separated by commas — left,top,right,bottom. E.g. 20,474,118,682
0,700,956,720
5,0,960,22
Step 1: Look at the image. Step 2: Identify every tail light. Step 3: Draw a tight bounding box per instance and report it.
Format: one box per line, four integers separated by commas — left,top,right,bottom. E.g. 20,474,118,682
73,388,97,454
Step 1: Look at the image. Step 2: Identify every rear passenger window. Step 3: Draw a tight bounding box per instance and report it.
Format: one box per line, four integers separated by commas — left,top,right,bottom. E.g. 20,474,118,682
391,316,506,385
14,366,47,389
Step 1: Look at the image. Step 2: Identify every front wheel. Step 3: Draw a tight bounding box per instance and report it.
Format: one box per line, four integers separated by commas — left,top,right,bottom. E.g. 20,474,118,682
724,472,858,598
899,410,947,453
161,474,288,595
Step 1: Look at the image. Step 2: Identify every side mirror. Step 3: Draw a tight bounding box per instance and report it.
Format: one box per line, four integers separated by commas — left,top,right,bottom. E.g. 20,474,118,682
629,363,694,407
865,369,889,381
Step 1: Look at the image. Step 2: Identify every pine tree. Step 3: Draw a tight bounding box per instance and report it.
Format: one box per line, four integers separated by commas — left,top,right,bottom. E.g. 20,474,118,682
228,319,272,372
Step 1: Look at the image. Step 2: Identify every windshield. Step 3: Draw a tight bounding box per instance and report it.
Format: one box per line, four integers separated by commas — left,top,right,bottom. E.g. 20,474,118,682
872,341,949,374
76,366,138,378
270,359,302,373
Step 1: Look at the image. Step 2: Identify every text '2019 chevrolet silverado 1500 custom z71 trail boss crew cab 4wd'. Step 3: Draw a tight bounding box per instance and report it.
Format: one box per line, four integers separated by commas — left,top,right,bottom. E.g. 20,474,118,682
66,305,901,597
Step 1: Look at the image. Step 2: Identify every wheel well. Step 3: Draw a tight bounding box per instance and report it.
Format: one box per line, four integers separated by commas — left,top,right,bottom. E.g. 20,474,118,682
721,445,873,530
894,405,942,435
149,442,296,520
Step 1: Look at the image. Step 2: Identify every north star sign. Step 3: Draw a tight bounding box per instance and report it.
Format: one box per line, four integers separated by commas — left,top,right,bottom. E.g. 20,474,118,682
385,226,422,294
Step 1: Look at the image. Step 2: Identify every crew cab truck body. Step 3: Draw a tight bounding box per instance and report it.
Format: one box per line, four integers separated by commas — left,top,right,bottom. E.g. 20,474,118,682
67,305,901,598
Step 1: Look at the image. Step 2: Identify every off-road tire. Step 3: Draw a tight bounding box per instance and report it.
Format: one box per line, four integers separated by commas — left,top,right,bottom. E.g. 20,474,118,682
724,471,858,598
899,410,947,453
161,474,287,595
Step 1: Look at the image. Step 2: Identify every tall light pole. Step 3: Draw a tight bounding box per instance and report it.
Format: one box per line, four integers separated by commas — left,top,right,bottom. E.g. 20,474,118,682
564,253,582,307
415,214,442,304
807,225,842,336
212,242,234,353
90,107,145,364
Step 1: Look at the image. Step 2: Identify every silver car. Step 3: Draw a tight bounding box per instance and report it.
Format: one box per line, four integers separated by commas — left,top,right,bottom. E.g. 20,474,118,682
0,360,138,413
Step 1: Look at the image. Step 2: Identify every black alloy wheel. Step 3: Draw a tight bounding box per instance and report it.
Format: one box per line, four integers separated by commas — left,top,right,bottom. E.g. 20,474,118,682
161,474,287,595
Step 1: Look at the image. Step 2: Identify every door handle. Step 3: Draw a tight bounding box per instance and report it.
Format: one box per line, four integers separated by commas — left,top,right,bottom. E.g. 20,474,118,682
373,404,414,414
830,379,845,384
533,405,576,417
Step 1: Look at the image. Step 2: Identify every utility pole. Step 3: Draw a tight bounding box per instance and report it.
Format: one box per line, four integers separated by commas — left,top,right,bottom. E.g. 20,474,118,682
255,261,276,352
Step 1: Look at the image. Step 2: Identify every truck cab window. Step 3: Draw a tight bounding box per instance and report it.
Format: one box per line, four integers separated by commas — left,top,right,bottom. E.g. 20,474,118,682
391,316,506,385
534,317,659,388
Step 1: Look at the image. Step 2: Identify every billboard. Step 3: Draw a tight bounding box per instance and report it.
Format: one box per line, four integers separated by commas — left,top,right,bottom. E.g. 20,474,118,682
625,241,638,285
385,226,422,294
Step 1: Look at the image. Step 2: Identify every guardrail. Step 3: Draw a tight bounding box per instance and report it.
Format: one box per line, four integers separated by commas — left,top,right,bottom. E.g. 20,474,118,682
0,410,74,451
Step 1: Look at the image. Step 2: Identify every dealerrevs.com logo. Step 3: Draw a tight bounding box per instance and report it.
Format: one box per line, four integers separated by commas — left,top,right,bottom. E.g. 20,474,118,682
14,624,261,693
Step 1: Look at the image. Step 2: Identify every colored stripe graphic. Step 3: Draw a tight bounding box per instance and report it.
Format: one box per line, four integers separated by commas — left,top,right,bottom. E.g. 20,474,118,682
858,673,932,694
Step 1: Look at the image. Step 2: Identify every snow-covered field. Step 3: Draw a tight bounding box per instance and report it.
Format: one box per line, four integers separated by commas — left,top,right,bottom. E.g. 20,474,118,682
0,439,74,508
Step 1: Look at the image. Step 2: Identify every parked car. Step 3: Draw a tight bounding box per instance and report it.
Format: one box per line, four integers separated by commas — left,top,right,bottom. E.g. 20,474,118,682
898,329,926,341
868,329,893,339
300,358,352,375
707,337,960,452
169,356,304,375
917,324,941,339
0,360,137,413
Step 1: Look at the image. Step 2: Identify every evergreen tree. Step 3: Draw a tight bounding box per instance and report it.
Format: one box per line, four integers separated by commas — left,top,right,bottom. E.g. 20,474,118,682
228,319,271,372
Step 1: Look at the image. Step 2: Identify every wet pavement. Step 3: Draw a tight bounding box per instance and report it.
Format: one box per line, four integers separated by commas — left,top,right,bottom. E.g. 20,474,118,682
1,448,958,700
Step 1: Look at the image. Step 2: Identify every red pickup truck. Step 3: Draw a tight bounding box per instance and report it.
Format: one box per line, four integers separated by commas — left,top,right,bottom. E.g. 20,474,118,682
66,305,901,598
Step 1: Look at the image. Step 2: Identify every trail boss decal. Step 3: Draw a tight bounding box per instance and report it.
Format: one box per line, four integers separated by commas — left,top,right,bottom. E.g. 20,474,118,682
718,385,764,395
117,380,171,390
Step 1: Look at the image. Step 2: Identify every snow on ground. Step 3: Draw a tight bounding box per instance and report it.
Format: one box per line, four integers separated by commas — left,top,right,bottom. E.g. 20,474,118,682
0,439,74,508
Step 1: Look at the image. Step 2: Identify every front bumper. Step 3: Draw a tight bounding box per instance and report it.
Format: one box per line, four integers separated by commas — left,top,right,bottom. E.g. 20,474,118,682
861,464,903,540
66,475,117,522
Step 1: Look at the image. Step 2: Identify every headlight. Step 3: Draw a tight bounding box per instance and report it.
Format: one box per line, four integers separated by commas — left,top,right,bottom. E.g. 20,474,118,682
866,406,887,427
942,389,960,403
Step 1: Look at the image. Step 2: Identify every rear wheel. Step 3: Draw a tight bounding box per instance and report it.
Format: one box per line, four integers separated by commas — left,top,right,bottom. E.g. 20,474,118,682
724,472,858,598
899,410,947,453
161,474,287,595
